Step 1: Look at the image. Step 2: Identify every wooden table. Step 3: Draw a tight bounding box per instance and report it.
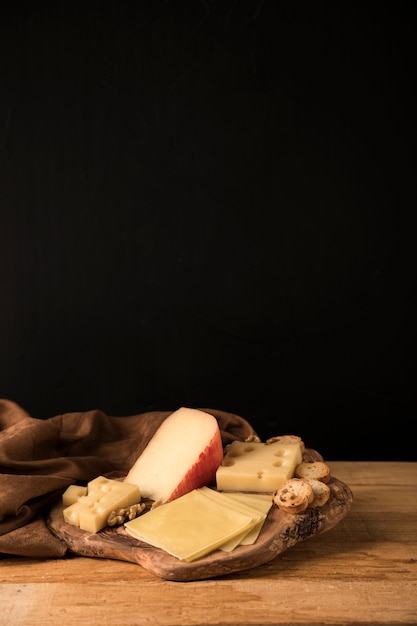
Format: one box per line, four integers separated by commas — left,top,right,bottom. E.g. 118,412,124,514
1,461,416,626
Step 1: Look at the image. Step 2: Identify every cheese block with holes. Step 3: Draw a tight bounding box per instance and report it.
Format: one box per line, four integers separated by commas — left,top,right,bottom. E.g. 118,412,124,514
63,476,141,533
216,440,303,493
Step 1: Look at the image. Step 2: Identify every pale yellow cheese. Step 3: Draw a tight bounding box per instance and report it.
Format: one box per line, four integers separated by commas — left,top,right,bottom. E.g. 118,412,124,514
63,495,100,526
63,476,140,533
124,488,255,562
62,484,88,506
216,440,303,493
223,492,273,546
199,489,273,550
198,487,267,551
226,493,273,505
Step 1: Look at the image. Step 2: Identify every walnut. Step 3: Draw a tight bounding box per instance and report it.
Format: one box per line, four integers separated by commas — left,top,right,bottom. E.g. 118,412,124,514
106,502,146,526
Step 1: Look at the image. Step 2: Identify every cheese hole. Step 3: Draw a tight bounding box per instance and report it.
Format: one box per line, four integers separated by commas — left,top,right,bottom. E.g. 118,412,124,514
227,445,256,458
221,458,235,467
257,471,264,479
272,460,284,467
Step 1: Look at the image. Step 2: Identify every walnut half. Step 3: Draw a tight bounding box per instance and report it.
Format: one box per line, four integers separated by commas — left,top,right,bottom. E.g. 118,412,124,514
106,502,146,526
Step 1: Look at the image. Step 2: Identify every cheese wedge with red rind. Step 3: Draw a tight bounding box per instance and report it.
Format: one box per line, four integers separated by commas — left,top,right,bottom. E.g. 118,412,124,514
124,407,224,503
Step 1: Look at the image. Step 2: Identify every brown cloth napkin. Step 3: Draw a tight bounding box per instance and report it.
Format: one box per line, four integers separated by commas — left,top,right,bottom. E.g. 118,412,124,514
0,399,257,558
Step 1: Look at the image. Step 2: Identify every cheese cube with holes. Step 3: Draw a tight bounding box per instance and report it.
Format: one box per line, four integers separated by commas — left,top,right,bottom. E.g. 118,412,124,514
63,476,141,532
124,407,224,503
62,484,88,507
216,440,303,493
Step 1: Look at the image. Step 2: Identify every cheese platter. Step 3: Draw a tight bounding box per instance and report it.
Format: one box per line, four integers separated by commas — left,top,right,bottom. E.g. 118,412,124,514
47,447,353,581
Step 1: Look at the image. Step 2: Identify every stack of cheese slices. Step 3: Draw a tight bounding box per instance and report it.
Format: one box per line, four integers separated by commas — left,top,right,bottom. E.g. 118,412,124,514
62,407,331,562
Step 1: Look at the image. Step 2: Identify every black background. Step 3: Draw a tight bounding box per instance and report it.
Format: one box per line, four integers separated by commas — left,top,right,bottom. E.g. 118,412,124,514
1,1,415,460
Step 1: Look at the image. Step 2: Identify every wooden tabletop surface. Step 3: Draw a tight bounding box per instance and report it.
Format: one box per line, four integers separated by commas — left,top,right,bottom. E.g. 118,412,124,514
1,460,416,626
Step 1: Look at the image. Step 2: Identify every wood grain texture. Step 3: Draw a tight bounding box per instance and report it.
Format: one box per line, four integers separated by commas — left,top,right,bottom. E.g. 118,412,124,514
1,462,416,626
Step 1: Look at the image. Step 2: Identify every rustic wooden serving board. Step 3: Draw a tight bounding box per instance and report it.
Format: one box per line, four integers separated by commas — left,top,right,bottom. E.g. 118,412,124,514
47,450,353,582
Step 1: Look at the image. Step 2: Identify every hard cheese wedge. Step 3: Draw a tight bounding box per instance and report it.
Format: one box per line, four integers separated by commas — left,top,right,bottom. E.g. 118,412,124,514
124,407,223,503
63,476,141,533
216,440,303,492
124,488,256,562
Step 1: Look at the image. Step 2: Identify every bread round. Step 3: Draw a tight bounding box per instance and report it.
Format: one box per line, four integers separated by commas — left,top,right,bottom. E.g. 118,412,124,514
295,461,331,483
302,448,324,463
273,478,314,514
305,478,331,507
265,434,305,452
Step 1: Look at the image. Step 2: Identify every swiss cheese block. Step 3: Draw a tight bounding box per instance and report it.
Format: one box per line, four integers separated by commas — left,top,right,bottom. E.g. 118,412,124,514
62,484,88,507
216,440,303,493
63,476,140,533
124,407,223,503
62,495,97,526
124,488,255,562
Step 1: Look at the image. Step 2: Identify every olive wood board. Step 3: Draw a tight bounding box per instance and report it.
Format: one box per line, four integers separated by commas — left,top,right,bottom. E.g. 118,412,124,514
47,450,353,582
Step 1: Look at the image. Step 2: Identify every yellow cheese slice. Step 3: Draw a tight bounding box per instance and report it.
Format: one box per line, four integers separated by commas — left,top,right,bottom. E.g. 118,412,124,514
216,440,303,492
198,488,270,551
226,493,273,506
124,489,254,562
223,492,273,546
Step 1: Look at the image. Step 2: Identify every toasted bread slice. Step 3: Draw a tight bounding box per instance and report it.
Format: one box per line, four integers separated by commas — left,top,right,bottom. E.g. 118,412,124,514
305,478,331,507
273,478,313,514
295,460,331,483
